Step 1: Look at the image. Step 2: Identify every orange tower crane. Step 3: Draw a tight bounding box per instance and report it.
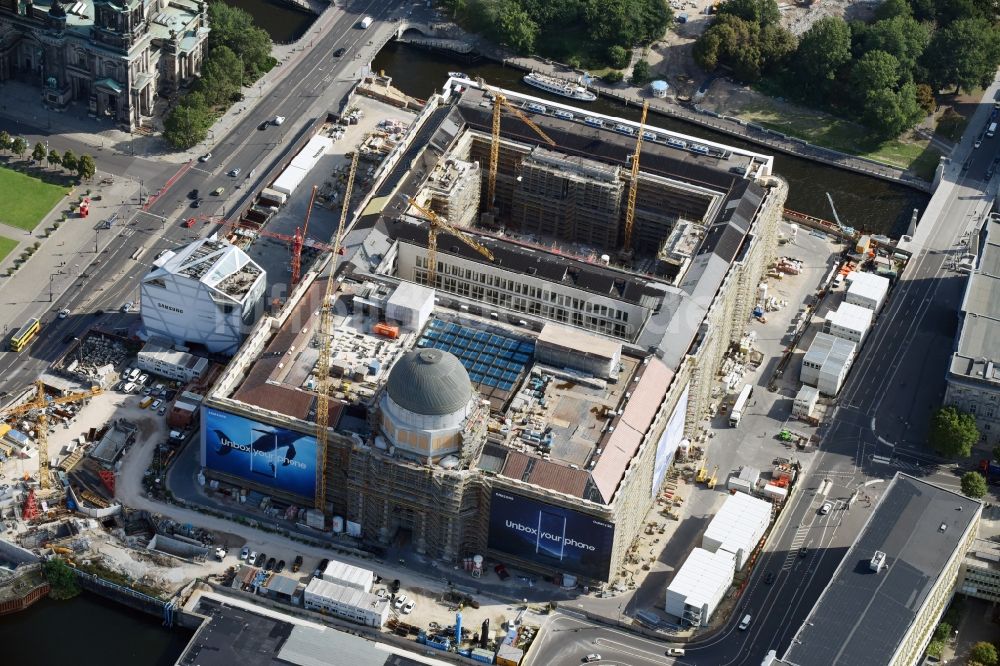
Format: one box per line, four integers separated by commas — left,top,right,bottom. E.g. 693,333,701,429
313,151,359,511
623,101,649,251
405,197,495,286
476,78,556,211
1,381,102,492
291,185,319,286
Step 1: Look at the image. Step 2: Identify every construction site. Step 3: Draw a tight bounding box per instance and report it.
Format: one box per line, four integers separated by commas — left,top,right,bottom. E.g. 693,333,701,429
194,77,787,586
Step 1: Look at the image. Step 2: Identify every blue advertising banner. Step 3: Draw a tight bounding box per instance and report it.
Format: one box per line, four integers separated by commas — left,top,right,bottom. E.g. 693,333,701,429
201,407,317,498
488,490,615,579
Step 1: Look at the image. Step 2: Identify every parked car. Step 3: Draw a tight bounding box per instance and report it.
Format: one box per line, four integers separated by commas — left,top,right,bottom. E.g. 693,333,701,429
314,558,330,577
151,400,161,410
249,550,259,563
584,655,602,663
212,186,225,196
240,547,250,561
666,648,685,657
157,406,167,416
138,374,148,385
402,600,415,614
292,555,303,572
393,594,408,610
215,547,227,560
265,557,276,571
275,559,286,573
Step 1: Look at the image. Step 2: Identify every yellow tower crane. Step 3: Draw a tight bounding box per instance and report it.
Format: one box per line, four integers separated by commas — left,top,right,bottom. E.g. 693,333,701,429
623,101,649,252
2,380,102,492
406,197,495,286
313,151,359,512
476,78,557,212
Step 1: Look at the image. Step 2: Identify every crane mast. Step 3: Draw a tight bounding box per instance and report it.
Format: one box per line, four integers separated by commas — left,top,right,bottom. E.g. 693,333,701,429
406,197,495,286
313,151,359,511
623,101,649,251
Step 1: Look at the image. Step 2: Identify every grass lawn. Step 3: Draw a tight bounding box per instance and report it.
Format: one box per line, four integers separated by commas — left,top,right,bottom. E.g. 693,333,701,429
0,234,17,264
736,97,941,177
0,166,69,231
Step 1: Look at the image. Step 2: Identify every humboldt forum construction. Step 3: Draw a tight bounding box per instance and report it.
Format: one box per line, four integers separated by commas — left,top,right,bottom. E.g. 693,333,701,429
200,80,785,584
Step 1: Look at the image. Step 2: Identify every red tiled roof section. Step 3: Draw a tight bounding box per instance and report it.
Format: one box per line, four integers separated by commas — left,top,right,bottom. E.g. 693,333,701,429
591,358,674,503
500,449,590,498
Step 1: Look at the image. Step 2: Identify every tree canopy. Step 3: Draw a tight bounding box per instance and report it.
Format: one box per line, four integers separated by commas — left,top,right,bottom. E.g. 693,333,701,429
77,155,96,181
446,0,670,65
43,558,81,600
961,471,989,498
164,104,213,150
969,642,999,666
922,18,1000,93
693,10,795,82
207,2,274,83
928,406,979,458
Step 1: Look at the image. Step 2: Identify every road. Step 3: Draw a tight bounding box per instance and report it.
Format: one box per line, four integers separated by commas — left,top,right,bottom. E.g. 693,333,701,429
528,90,1000,666
0,0,401,396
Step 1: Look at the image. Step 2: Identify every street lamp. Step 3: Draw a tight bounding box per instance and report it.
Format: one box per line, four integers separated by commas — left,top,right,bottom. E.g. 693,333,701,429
49,274,53,302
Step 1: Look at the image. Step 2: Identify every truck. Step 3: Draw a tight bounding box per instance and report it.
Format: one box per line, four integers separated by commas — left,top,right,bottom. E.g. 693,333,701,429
729,384,753,427
978,459,1000,483
359,16,373,28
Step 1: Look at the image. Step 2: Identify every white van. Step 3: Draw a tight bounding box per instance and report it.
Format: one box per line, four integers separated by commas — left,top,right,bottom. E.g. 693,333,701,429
739,614,752,630
359,16,373,28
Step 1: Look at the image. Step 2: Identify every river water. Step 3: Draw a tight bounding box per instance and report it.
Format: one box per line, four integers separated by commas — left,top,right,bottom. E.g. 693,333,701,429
0,593,193,665
372,43,931,237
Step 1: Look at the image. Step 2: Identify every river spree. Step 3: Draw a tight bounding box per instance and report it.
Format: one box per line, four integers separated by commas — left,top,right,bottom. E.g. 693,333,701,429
0,593,192,666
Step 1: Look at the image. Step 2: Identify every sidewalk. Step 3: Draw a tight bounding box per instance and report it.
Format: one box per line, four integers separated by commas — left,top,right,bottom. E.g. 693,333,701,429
0,172,139,329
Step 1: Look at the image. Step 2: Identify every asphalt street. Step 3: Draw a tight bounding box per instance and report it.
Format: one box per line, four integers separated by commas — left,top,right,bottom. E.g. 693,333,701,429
527,88,1000,666
0,0,401,396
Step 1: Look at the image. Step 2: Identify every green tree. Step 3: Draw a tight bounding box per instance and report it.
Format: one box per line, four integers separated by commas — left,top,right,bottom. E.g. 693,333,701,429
206,2,274,83
861,16,931,75
61,149,77,174
851,49,902,107
631,59,652,84
926,640,945,659
795,17,852,99
163,103,213,150
929,406,979,458
933,621,952,642
43,557,81,600
717,0,780,26
582,0,671,48
0,130,10,153
31,141,46,166
11,136,27,160
608,45,630,69
874,0,911,21
695,14,794,82
969,641,999,666
604,70,625,83
197,45,243,107
76,155,96,181
858,80,923,138
493,0,539,53
915,83,936,113
961,471,989,498
47,149,61,169
923,18,1000,93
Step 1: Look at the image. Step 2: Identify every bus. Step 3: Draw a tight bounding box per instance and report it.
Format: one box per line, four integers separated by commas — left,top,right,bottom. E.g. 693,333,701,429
9,317,40,352
729,384,753,427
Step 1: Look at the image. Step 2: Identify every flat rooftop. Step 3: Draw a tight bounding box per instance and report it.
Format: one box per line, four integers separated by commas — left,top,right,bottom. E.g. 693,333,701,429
951,214,1000,384
177,596,444,666
781,474,981,666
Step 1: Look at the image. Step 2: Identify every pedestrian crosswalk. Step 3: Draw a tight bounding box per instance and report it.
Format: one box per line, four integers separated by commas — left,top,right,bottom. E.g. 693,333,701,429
782,526,810,571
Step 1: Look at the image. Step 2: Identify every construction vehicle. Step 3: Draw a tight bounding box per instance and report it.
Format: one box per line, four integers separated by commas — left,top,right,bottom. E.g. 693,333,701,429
696,461,708,483
1,381,102,494
314,151,359,511
405,197,495,285
476,77,556,212
623,101,649,252
706,466,719,489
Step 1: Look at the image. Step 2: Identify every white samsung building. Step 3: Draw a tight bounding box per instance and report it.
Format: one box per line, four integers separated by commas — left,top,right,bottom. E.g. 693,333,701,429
665,547,736,627
140,237,266,355
701,491,772,571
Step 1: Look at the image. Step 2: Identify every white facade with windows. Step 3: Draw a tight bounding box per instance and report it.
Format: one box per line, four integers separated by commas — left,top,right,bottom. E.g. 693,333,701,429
845,271,890,312
665,547,735,627
303,578,389,627
801,332,856,397
140,237,266,355
823,302,873,345
137,340,209,382
395,240,650,341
